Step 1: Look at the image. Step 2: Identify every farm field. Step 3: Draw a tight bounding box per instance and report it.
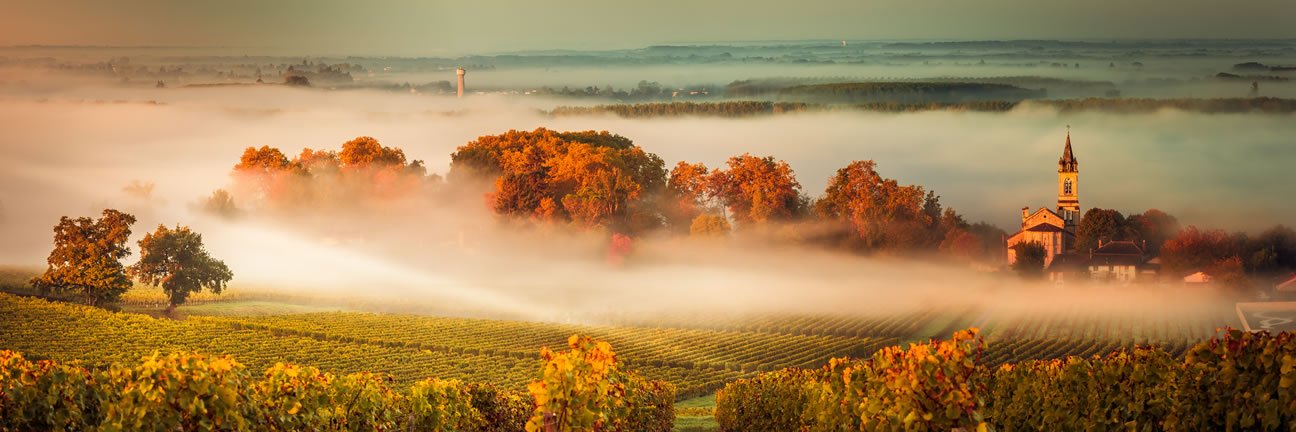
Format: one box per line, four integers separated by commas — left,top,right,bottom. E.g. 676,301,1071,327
0,293,896,399
0,272,1247,432
3,8,1294,429
1,287,1240,390
0,283,1252,431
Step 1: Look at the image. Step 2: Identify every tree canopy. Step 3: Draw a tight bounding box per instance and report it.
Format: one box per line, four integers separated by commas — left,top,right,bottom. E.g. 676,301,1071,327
1160,226,1238,277
31,209,137,306
1239,225,1296,274
665,161,715,230
212,130,1024,266
1073,208,1128,253
689,214,732,238
814,160,943,251
448,128,667,231
1124,209,1180,255
1011,241,1047,279
712,154,804,226
127,225,233,310
225,136,438,214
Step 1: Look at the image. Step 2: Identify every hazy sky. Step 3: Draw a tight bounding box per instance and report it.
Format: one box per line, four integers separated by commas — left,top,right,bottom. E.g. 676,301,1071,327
2,0,1294,55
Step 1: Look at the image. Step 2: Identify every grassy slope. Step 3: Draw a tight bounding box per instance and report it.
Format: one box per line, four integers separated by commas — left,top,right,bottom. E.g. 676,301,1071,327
674,395,718,432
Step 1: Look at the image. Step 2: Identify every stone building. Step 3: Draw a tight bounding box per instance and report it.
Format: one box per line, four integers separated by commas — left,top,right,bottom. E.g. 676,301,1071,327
1006,129,1080,268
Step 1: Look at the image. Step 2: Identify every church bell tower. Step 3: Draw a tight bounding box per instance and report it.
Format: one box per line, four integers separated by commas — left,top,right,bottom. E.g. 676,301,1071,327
1057,126,1080,228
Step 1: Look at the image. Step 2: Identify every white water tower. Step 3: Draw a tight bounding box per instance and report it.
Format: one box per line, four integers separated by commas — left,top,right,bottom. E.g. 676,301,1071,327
456,67,466,98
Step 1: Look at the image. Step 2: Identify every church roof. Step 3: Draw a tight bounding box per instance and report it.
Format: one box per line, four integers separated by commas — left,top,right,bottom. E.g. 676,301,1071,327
1007,222,1076,240
1059,128,1078,172
1026,207,1065,222
1026,224,1065,232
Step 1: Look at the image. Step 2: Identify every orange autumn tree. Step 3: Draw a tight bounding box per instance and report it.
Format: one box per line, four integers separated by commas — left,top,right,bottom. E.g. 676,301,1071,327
1160,226,1239,277
709,153,804,227
448,128,666,230
31,209,137,306
232,146,296,204
814,160,945,252
664,161,716,231
226,137,436,213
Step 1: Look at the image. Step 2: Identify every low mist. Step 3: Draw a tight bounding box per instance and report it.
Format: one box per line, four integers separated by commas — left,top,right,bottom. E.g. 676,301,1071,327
0,70,1288,328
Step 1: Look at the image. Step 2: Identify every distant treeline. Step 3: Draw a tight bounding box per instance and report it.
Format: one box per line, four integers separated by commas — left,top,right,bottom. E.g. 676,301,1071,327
550,101,821,118
775,82,1046,103
727,79,1060,102
549,98,1296,118
1033,97,1296,113
1232,61,1296,73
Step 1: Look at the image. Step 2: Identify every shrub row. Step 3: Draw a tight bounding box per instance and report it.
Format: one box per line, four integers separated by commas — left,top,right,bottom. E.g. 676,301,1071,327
988,328,1296,431
717,328,1296,431
716,329,986,432
0,335,675,431
0,350,524,431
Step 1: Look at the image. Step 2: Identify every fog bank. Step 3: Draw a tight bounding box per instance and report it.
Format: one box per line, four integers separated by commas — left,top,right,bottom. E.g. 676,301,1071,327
0,79,1288,325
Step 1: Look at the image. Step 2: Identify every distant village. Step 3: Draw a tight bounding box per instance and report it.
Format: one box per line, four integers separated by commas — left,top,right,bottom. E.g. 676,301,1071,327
1005,129,1296,298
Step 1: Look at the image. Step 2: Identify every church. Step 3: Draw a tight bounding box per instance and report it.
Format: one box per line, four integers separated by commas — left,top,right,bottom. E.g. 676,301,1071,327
1005,129,1081,268
1005,128,1155,283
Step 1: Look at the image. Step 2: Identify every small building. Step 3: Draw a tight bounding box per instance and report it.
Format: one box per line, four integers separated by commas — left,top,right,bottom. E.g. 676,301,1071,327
1046,253,1089,283
1183,271,1212,284
1087,241,1146,283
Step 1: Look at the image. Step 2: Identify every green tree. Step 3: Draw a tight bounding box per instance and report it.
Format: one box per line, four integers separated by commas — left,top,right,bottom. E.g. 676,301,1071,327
127,225,233,312
1124,209,1179,254
1011,241,1047,279
31,209,137,306
1241,225,1296,273
1073,208,1126,253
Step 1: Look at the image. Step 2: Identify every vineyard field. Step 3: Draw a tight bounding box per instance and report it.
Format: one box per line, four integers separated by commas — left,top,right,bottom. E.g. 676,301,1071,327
0,294,891,399
0,287,1243,404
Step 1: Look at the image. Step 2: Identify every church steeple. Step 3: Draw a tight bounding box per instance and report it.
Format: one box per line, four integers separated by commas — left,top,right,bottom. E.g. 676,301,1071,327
1059,126,1078,173
1056,126,1081,227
